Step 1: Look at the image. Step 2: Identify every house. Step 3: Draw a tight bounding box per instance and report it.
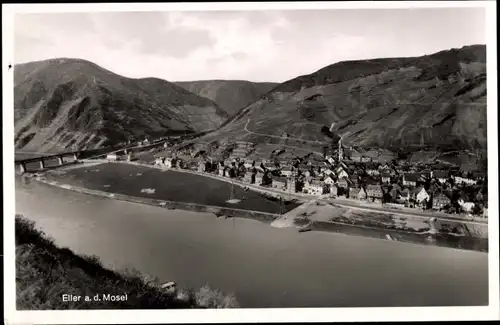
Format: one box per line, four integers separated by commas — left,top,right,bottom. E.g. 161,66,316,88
381,173,391,184
398,188,411,203
458,198,475,213
389,186,400,202
254,171,265,185
349,175,359,187
281,166,293,177
174,158,184,169
218,166,225,177
329,185,338,197
349,187,359,199
402,173,419,187
272,176,287,190
323,168,335,176
366,185,384,202
327,156,336,165
163,157,173,169
286,177,297,193
349,187,367,200
243,171,254,183
323,176,335,186
453,176,477,186
154,157,164,165
336,168,349,179
433,170,450,184
472,172,486,181
305,179,326,195
244,160,254,169
366,167,380,176
357,187,367,200
432,192,451,210
413,186,430,204
197,161,206,173
337,178,350,188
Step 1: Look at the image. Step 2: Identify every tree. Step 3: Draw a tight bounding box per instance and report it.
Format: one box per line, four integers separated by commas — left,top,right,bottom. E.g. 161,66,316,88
471,204,483,216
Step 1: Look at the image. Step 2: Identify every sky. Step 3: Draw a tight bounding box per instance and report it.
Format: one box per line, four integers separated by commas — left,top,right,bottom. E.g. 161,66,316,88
13,7,486,83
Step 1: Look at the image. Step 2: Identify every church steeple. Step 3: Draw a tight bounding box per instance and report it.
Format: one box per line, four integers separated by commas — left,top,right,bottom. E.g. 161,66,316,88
338,137,343,161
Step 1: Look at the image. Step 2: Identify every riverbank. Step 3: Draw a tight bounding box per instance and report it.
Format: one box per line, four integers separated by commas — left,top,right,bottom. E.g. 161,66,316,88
23,170,488,253
15,215,239,309
28,174,281,224
273,199,488,252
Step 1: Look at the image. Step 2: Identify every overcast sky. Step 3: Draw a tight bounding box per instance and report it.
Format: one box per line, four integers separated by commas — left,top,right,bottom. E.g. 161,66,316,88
14,8,486,82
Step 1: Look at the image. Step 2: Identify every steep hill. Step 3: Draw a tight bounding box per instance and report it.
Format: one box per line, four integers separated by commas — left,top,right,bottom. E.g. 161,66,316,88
175,80,277,117
14,58,228,153
202,45,487,158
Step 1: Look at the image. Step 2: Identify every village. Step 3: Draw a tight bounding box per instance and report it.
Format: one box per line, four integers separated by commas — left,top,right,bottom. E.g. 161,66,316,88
107,136,489,220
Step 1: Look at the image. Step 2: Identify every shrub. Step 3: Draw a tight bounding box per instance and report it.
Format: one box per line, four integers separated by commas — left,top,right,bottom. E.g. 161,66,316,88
195,285,240,309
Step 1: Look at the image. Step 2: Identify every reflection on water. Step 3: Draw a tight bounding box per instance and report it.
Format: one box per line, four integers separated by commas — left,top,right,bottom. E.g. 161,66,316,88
14,178,489,308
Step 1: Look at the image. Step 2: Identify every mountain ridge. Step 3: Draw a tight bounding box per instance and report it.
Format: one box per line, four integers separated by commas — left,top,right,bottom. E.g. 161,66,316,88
14,58,228,153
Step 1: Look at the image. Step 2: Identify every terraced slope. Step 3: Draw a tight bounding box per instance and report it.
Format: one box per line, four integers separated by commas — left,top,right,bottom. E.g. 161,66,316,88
202,45,487,162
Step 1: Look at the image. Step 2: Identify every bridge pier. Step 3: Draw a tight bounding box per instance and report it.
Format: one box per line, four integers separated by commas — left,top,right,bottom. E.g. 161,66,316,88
39,160,45,170
57,155,64,165
19,163,26,174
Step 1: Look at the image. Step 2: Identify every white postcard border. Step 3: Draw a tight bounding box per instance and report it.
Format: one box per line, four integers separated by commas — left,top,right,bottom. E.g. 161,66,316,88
3,1,499,323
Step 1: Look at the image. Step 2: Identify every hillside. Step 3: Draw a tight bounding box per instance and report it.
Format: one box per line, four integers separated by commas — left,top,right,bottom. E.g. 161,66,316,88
14,58,229,153
201,45,487,163
175,80,277,117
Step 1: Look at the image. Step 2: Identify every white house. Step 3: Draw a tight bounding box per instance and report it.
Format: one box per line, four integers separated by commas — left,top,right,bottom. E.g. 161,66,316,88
327,156,336,165
304,179,325,196
415,187,430,203
323,176,335,186
458,199,475,213
164,158,173,169
336,168,349,179
453,176,477,186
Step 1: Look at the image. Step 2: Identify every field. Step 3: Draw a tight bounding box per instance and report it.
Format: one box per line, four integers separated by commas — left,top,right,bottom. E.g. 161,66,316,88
43,163,300,214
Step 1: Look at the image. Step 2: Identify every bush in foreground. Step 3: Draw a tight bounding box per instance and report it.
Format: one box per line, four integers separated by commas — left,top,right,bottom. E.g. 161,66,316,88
15,215,239,309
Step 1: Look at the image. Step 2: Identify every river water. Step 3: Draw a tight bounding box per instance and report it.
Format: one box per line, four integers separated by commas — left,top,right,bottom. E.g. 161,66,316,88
15,178,488,308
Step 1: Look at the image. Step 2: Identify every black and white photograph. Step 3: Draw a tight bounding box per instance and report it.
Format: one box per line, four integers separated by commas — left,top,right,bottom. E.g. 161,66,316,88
3,1,499,323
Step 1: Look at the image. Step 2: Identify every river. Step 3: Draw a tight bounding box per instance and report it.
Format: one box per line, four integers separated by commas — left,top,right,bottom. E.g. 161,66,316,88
15,177,488,308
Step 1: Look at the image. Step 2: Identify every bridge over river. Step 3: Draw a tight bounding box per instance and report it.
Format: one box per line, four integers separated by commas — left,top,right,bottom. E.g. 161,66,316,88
14,138,174,174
